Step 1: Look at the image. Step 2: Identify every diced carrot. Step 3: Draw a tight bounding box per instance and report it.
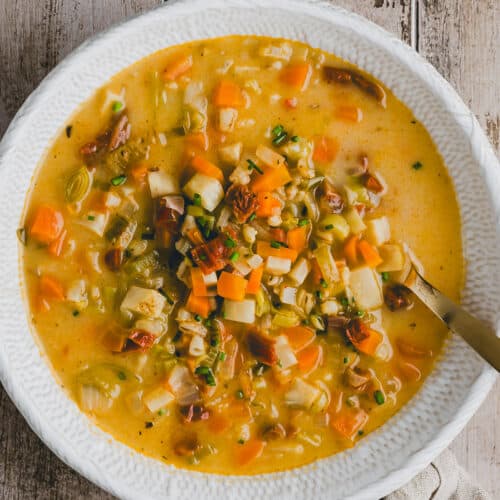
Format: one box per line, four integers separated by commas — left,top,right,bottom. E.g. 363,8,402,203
357,240,383,268
256,192,281,218
336,105,363,123
344,235,359,267
29,205,64,245
130,162,149,184
283,326,315,351
280,62,312,91
354,327,383,356
284,97,298,109
217,271,248,301
312,135,339,163
191,155,224,182
208,412,232,435
162,54,193,81
246,265,263,295
185,132,209,152
296,344,323,374
186,227,205,246
47,229,67,257
235,439,265,467
287,226,309,253
256,241,298,262
213,80,245,108
311,258,323,285
331,408,369,440
251,164,292,193
191,267,208,297
186,292,211,318
39,275,65,301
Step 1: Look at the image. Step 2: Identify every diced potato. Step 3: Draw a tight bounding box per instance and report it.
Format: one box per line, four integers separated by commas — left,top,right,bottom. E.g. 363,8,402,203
349,267,383,311
345,208,366,234
320,299,340,315
147,169,179,198
120,286,166,318
256,144,286,168
288,257,311,286
259,43,293,61
313,245,339,283
377,244,405,272
285,378,321,409
280,286,297,306
66,279,88,310
366,216,391,246
189,335,206,356
217,107,238,132
167,365,200,406
78,211,109,237
319,214,350,241
183,173,224,212
246,253,263,269
135,318,164,337
265,256,292,276
218,142,242,165
203,272,218,287
275,336,298,369
143,386,175,413
224,299,256,324
102,191,121,208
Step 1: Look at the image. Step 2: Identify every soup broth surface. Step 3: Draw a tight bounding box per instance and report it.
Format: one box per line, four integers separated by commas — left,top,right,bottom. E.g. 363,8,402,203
21,36,463,474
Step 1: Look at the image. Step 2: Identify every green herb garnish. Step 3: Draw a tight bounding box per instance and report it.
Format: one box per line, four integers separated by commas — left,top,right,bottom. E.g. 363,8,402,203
72,310,79,317
270,240,281,249
291,135,300,142
193,193,202,206
412,161,423,170
224,236,236,248
195,366,216,386
194,314,202,322
110,174,127,186
235,389,244,399
112,101,124,112
248,213,256,222
218,352,227,361
117,371,127,380
343,357,349,364
158,408,167,416
381,272,389,282
247,159,263,175
229,251,240,262
324,224,334,230
298,218,309,227
320,278,328,288
87,215,95,221
374,390,385,405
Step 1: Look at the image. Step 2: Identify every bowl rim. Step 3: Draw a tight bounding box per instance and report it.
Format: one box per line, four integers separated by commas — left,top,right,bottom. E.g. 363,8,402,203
0,1,497,499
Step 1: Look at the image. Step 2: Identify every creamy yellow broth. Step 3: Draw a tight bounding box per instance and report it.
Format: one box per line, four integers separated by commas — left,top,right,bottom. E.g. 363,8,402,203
21,36,462,474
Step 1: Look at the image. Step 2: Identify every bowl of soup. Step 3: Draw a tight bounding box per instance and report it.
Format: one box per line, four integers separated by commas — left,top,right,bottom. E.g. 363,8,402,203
0,0,498,498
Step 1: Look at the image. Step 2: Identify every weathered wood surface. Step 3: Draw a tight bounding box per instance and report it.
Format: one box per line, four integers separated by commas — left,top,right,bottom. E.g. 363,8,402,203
0,1,498,498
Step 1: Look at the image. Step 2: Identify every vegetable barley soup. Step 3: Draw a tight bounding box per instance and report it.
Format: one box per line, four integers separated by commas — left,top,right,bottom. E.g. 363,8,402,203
21,36,463,474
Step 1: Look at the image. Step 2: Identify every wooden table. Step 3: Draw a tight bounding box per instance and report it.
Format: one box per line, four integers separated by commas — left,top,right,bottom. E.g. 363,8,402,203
0,1,498,498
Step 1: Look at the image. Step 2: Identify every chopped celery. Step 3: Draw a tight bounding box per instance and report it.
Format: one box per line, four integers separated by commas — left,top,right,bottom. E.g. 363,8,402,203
255,288,271,317
272,308,300,328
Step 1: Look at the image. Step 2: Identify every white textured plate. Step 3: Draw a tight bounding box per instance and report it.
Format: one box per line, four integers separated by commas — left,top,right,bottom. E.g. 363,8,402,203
0,1,498,498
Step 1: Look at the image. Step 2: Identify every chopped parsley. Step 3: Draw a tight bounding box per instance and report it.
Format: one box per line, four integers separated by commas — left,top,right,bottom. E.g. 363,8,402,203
112,101,124,112
110,174,127,186
247,159,263,174
193,193,202,206
195,366,216,386
412,161,423,170
298,218,309,227
381,271,390,282
229,251,240,262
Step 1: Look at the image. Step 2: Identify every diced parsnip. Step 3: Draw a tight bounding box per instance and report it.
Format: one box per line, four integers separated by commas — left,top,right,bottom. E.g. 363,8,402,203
313,245,339,283
281,138,313,163
246,254,263,269
275,336,298,369
349,266,383,310
320,214,350,241
66,279,88,310
224,298,256,324
279,286,297,306
135,318,164,337
120,286,166,318
203,272,218,288
183,173,224,212
366,216,391,246
217,107,238,132
229,164,252,185
265,256,292,276
288,257,311,286
259,43,293,61
320,299,340,315
77,211,109,237
102,191,121,209
147,169,179,198
183,81,204,105
285,378,321,409
232,258,252,276
218,142,242,165
189,335,206,356
243,225,258,245
167,365,200,406
377,244,405,272
255,145,286,168
143,386,175,413
345,208,366,234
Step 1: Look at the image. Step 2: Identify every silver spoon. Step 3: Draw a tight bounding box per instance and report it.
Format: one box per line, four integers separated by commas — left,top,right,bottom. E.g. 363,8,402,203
402,266,500,372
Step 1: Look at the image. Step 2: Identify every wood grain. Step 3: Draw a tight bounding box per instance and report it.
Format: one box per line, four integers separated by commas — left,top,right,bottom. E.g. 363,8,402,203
0,0,498,498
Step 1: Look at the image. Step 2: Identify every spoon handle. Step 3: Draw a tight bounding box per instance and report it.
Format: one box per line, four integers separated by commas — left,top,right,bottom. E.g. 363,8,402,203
404,268,500,372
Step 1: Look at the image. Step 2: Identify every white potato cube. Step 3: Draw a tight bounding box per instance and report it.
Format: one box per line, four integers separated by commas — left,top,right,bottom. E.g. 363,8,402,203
265,256,292,276
147,169,179,198
366,216,391,246
143,386,175,413
345,208,366,234
120,286,166,318
102,191,122,208
377,244,405,272
320,300,340,315
203,272,218,287
285,378,321,409
217,108,238,132
189,335,206,357
246,254,263,269
275,336,298,369
288,257,311,286
224,299,256,324
349,267,383,311
218,142,242,165
78,211,109,237
280,286,297,306
183,173,224,212
134,318,164,337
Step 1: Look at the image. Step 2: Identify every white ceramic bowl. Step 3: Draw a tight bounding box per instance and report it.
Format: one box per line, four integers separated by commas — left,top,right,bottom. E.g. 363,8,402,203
0,1,498,498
